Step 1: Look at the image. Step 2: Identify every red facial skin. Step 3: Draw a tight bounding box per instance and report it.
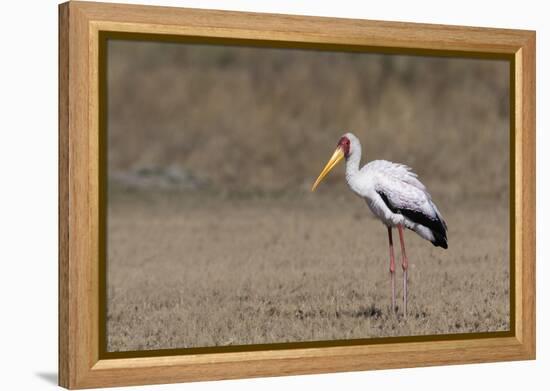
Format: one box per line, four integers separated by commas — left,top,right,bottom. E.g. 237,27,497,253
338,136,351,158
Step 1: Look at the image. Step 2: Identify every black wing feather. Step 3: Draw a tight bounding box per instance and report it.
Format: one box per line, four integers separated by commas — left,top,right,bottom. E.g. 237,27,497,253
377,191,448,249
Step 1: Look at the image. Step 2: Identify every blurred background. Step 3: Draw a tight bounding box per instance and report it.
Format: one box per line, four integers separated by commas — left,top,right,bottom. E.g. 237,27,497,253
107,40,509,200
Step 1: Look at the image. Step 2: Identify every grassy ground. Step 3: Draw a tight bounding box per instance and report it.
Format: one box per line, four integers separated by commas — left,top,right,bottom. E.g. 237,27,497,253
106,190,509,352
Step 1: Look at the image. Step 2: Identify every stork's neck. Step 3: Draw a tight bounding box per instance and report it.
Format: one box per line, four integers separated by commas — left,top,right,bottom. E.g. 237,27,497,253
345,143,362,183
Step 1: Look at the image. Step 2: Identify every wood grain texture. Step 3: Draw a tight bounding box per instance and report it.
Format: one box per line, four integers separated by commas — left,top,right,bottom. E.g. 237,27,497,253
518,33,536,356
58,1,536,388
58,3,70,387
59,1,98,388
72,1,530,54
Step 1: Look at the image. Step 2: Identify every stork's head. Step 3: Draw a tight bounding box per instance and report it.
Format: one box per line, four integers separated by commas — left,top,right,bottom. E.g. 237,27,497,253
311,132,359,191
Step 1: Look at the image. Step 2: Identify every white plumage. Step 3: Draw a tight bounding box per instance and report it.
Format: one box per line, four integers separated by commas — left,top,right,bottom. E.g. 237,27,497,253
312,132,448,317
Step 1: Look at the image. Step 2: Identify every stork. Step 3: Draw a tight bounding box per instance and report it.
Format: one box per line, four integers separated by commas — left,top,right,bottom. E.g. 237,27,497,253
312,132,447,317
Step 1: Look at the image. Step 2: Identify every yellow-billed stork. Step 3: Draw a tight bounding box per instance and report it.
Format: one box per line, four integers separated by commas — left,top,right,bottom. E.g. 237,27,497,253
312,132,448,317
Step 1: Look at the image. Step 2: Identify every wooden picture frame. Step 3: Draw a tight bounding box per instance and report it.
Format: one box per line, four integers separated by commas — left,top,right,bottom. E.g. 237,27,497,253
59,1,536,389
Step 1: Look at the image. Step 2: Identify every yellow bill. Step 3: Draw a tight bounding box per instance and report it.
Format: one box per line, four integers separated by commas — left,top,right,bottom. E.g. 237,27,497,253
311,147,345,191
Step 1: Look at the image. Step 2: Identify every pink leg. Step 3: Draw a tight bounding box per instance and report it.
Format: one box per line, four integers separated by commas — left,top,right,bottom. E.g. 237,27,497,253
397,225,409,318
387,226,396,314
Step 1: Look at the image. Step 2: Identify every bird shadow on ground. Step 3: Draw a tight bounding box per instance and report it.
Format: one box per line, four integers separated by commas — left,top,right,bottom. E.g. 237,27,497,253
35,372,57,385
346,305,384,319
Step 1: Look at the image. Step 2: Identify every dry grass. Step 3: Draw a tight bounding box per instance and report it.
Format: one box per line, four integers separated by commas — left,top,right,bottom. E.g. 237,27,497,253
106,191,509,351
